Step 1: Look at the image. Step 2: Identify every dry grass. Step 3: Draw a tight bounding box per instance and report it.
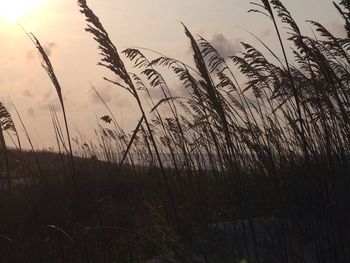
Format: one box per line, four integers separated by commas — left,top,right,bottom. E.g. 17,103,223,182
0,0,350,262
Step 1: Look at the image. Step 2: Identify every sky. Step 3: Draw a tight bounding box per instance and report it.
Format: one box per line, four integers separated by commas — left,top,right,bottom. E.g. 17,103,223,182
0,0,345,149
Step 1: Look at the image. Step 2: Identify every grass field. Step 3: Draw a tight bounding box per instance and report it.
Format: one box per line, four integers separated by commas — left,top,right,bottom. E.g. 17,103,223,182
1,0,350,262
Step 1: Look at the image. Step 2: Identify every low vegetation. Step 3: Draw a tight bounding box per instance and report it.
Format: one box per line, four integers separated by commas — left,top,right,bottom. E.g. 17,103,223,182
1,0,350,262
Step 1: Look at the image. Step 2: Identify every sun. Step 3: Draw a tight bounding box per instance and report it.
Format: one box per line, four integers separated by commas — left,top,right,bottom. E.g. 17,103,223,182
0,0,44,22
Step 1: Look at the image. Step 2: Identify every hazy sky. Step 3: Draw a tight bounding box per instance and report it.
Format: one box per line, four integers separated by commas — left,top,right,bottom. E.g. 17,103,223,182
0,0,345,149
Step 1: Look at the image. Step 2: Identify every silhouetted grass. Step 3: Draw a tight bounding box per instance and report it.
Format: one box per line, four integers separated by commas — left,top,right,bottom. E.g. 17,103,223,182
0,0,350,262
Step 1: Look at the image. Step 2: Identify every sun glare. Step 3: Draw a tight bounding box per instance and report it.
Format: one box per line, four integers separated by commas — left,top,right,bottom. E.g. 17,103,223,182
0,0,44,22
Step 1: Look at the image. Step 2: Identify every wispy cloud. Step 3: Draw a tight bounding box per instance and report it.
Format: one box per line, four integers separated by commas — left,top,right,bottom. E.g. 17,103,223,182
23,89,34,98
43,42,57,57
209,33,240,57
27,107,37,117
90,85,113,104
39,98,62,112
26,50,36,62
26,41,57,62
43,90,53,100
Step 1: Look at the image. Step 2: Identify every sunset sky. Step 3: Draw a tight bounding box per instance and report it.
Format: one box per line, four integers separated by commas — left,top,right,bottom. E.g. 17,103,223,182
0,0,344,149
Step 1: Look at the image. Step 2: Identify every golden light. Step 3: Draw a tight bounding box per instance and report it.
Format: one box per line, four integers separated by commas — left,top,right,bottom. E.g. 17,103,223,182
0,0,44,22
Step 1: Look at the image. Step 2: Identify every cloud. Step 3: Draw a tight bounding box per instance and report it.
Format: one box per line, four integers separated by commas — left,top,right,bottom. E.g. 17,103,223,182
27,42,57,62
43,90,53,100
43,42,57,57
209,33,241,58
90,85,113,104
38,91,63,112
261,27,273,38
39,98,62,112
23,89,34,98
27,107,37,117
26,50,35,62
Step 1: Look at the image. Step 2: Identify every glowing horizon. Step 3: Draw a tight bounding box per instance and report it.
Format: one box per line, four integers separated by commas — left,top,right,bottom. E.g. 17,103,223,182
0,0,44,22
0,0,343,149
